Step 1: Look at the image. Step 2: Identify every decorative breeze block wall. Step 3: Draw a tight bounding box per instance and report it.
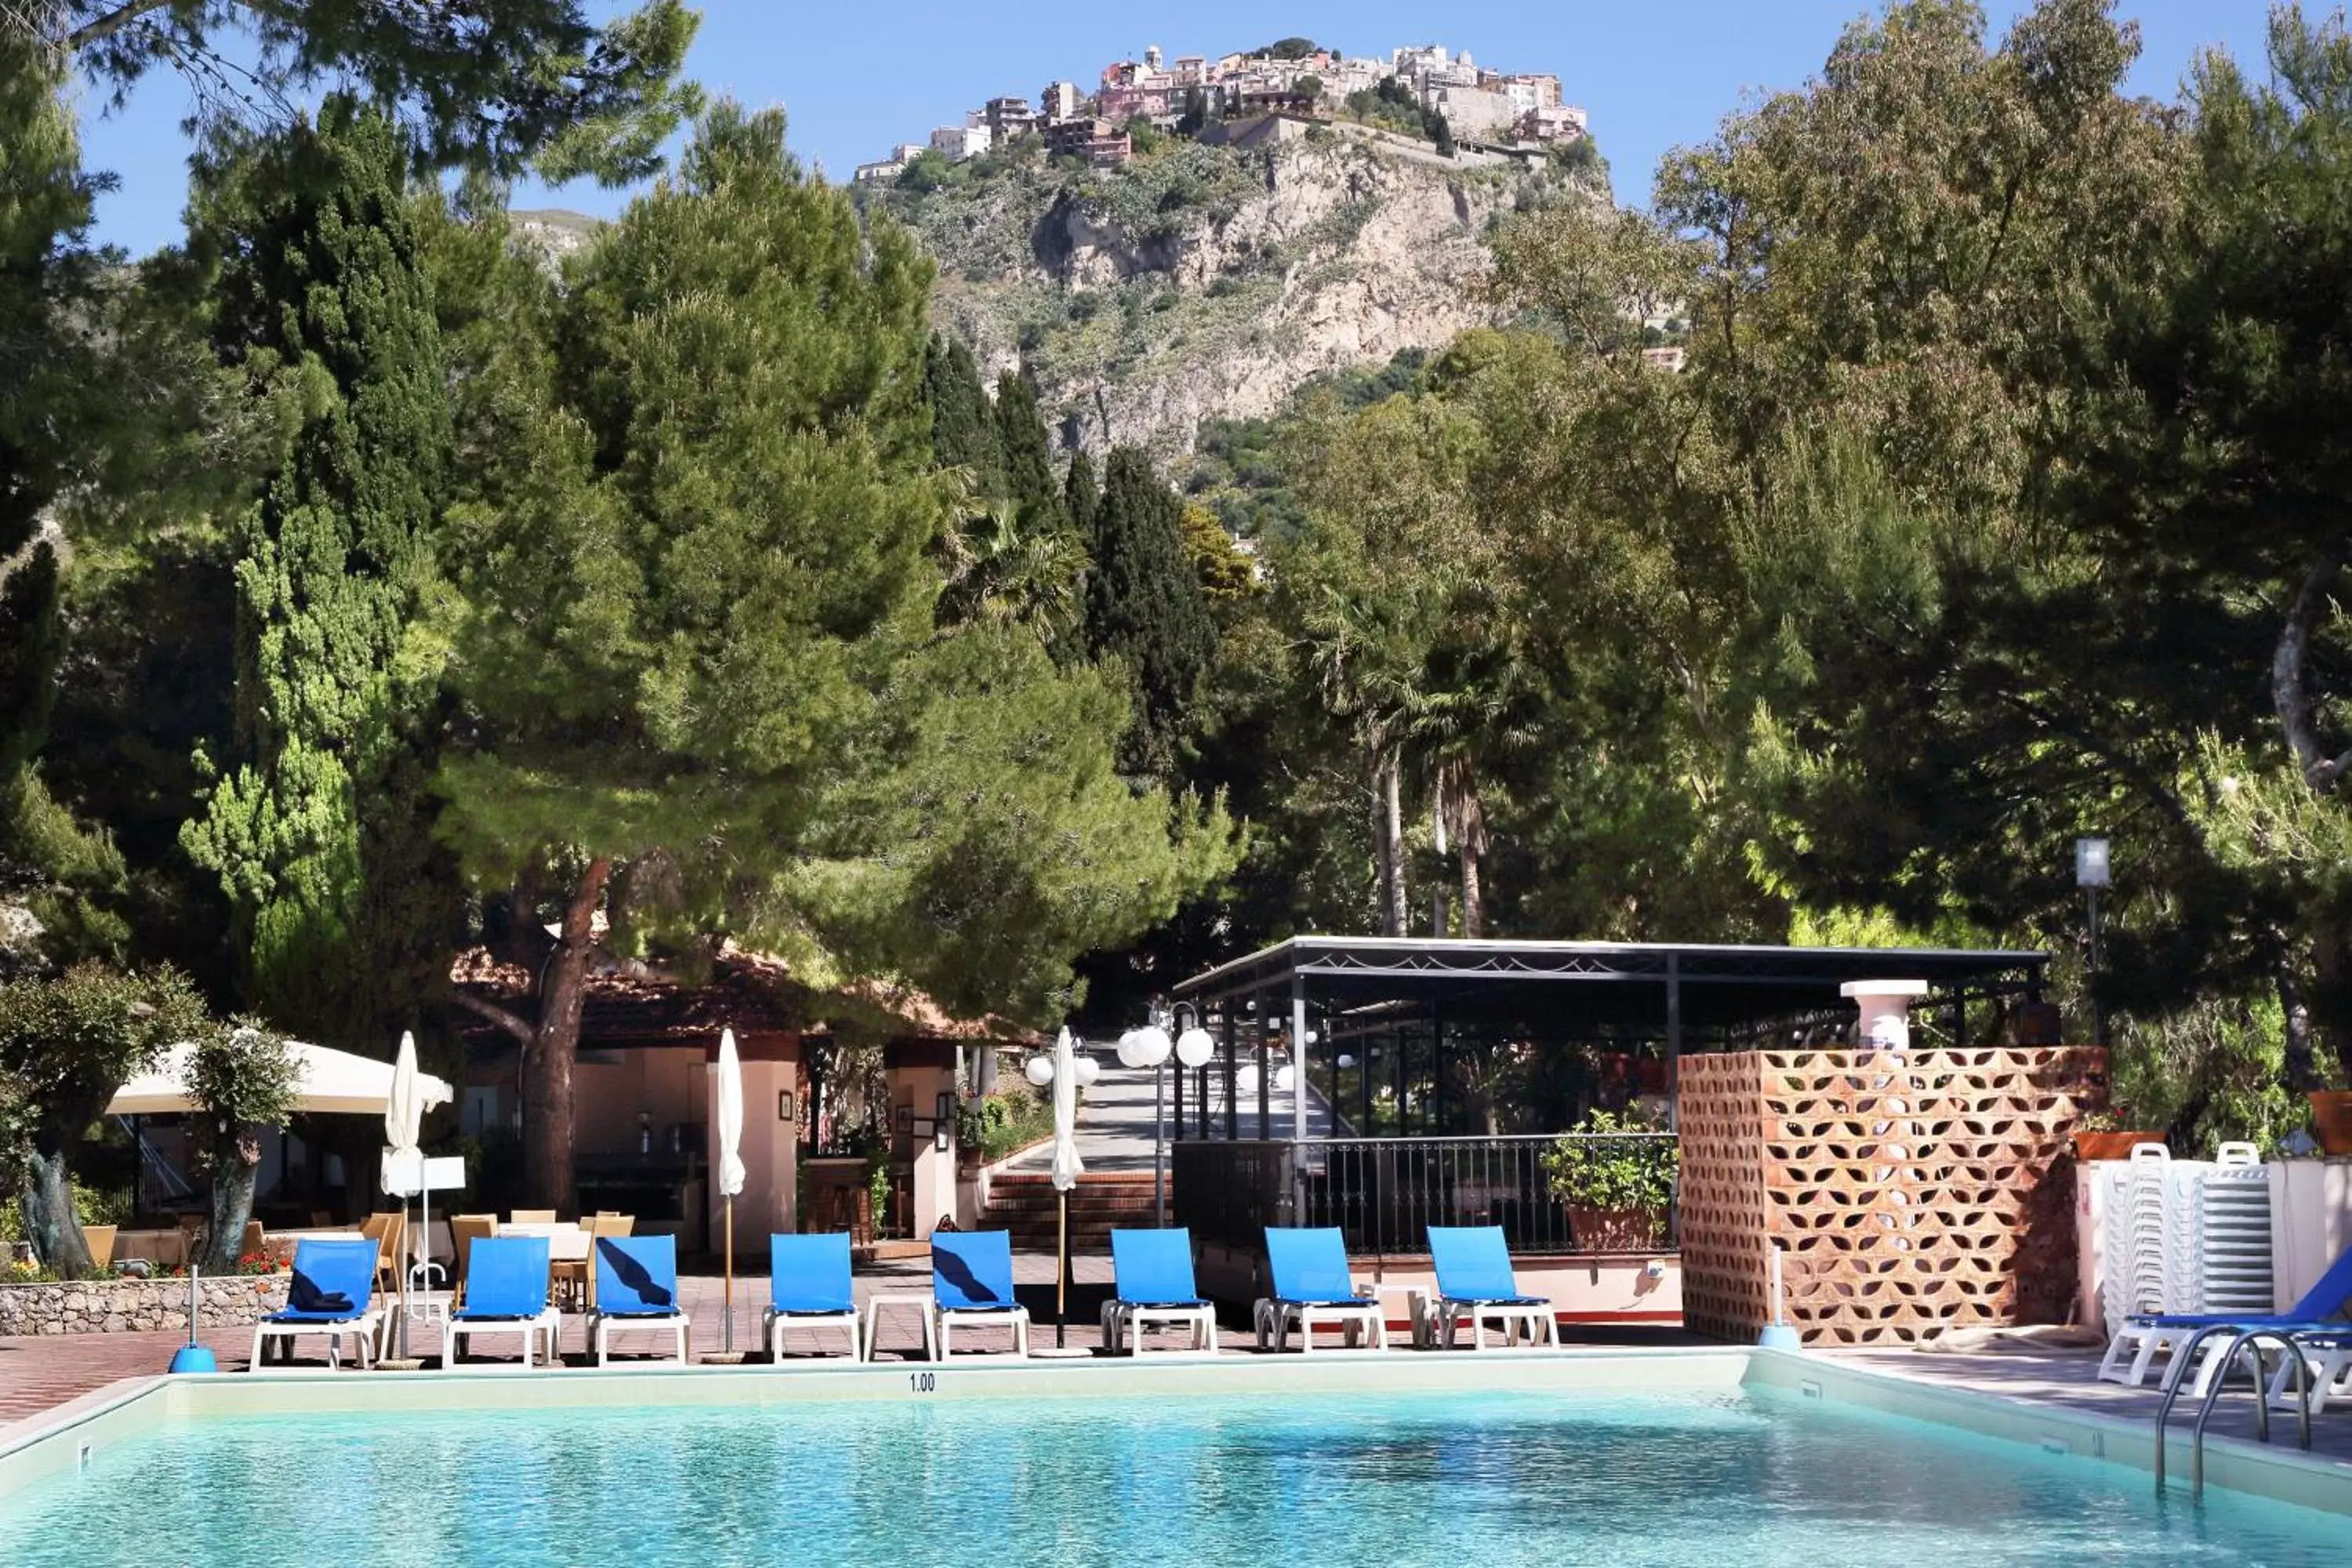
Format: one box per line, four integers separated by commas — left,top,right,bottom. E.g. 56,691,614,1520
1679,1046,2103,1346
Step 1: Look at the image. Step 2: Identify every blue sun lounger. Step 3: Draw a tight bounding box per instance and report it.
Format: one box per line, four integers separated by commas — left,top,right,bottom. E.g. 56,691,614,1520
586,1234,690,1367
1426,1225,1557,1350
1256,1226,1385,1352
2099,1244,2352,1394
930,1229,1029,1359
249,1236,383,1370
1104,1228,1217,1354
441,1235,561,1369
763,1232,861,1361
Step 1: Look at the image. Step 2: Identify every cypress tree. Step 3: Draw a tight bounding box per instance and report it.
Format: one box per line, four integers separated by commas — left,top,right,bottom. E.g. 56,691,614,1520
1064,448,1099,542
924,333,1001,495
993,370,1065,534
183,98,458,1063
1084,448,1217,773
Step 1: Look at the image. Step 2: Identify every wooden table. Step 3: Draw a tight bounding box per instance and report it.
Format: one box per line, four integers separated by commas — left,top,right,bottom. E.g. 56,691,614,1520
498,1222,591,1308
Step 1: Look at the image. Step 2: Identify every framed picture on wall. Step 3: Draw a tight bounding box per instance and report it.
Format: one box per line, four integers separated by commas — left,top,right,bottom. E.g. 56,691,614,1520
778,1091,796,1123
895,1105,914,1133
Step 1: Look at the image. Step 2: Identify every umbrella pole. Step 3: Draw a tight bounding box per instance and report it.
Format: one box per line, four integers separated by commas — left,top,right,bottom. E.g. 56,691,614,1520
398,1192,412,1360
723,1194,735,1355
1055,1189,1068,1350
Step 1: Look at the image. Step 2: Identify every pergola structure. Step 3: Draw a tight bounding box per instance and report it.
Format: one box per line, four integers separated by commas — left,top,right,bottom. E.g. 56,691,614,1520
1167,935,2052,1142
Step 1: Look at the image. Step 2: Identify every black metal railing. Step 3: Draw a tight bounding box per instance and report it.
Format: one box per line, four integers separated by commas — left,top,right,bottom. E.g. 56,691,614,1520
1174,1134,1678,1258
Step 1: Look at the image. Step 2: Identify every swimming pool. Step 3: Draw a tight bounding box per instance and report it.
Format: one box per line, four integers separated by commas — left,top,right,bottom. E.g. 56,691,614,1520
2,1359,2347,1566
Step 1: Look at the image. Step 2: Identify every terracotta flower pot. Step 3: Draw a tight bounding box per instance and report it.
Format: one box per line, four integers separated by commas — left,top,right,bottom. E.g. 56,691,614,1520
1566,1206,1666,1252
2310,1091,2352,1156
2072,1130,2163,1162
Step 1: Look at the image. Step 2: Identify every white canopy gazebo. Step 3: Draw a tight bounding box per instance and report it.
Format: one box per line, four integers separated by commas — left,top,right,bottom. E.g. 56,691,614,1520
107,1040,454,1117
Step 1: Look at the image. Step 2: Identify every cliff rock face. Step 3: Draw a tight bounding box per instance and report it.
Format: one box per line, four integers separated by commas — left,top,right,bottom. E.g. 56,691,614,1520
877,126,1596,457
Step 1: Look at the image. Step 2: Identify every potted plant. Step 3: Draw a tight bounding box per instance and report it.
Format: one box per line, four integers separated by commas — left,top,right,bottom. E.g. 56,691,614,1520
2310,1091,2352,1156
1541,1109,1678,1251
2071,1110,2163,1162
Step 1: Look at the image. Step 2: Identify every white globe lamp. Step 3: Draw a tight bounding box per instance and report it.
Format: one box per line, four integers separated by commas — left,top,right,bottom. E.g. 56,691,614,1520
1074,1054,1101,1087
1174,1026,1214,1069
1128,1025,1173,1069
1023,1054,1054,1088
1235,1062,1260,1097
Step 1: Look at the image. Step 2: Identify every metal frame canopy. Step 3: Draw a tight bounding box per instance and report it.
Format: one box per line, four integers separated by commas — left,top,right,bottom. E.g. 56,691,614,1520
1169,935,2049,1044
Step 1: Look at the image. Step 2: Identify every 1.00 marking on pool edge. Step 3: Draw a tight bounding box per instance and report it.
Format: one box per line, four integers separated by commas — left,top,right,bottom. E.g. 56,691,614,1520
907,1371,938,1393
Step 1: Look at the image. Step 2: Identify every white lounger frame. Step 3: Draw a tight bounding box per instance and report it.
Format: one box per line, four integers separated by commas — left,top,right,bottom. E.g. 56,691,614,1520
932,1304,1030,1359
2097,1322,2246,1395
1428,1296,1558,1350
441,1308,563,1369
764,1306,862,1361
1102,1300,1218,1355
587,1308,690,1367
249,1312,382,1371
1254,1298,1386,1352
2269,1339,2352,1415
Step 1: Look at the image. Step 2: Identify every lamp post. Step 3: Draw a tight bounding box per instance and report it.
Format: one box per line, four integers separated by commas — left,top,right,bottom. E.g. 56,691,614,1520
2076,836,2111,1047
1024,1036,1098,1350
1118,1008,1215,1227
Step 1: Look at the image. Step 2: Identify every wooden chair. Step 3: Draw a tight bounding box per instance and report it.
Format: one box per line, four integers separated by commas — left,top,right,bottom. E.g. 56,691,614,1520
237,1219,267,1262
451,1214,498,1305
359,1211,408,1293
508,1209,558,1225
571,1214,637,1311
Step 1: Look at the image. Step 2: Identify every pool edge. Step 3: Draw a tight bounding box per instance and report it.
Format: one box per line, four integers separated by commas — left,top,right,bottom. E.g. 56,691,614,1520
1744,1348,2352,1519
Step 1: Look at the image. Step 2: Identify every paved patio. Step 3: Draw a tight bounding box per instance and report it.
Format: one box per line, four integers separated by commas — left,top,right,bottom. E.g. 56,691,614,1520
1831,1341,2352,1466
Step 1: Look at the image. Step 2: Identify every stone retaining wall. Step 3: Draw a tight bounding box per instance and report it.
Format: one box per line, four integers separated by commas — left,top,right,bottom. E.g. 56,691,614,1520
0,1274,290,1336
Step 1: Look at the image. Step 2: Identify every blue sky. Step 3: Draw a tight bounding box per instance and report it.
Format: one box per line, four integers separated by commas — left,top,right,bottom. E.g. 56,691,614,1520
75,1,2277,256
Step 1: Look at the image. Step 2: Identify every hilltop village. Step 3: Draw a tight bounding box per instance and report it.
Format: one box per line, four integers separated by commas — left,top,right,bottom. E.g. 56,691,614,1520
855,39,1589,181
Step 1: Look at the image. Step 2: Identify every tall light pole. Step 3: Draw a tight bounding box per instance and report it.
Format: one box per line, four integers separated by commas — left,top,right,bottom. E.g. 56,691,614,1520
2076,836,2111,1047
1120,1008,1215,1227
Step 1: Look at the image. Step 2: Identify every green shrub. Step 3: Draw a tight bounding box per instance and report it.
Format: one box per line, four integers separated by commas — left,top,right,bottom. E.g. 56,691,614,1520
1541,1109,1677,1212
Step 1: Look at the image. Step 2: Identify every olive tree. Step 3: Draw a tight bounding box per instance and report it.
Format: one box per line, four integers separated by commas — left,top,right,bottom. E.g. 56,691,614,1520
0,963,210,1276
184,1018,297,1270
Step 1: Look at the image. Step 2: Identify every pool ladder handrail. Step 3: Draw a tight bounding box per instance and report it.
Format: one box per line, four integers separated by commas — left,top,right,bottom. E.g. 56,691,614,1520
2150,1325,2310,1497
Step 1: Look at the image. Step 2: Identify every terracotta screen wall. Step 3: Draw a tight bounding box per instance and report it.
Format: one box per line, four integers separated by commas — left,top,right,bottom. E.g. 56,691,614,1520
1679,1046,2103,1345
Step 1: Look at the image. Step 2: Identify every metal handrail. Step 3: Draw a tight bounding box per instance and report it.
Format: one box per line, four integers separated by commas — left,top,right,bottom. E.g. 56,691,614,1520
2153,1325,2312,1496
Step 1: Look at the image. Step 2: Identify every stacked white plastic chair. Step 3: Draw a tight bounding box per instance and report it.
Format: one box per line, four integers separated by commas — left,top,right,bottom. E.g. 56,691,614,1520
2098,1143,2172,1334
2159,1156,2209,1312
2096,1142,2281,1391
2197,1143,2274,1316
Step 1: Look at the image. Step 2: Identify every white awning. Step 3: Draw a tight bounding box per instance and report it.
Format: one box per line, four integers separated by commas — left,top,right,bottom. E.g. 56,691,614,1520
108,1040,456,1118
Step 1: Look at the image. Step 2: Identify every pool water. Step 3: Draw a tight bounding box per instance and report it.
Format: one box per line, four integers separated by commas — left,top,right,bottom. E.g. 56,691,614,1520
4,1385,2345,1566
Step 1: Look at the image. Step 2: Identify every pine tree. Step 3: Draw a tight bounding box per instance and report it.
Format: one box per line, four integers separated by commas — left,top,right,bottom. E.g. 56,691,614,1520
1085,448,1218,774
435,110,1239,1206
993,371,1065,535
182,99,459,1064
924,333,1001,495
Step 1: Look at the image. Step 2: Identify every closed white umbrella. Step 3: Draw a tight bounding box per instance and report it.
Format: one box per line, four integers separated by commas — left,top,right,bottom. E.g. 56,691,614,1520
1049,1027,1085,1349
715,1027,746,1356
1049,1026,1083,1192
383,1033,424,1357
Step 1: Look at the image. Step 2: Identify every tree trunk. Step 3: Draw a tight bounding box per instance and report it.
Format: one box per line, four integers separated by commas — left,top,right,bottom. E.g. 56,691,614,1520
1431,788,1451,938
1460,843,1484,939
2311,920,2352,1091
200,1129,263,1272
1379,749,1407,937
19,1145,93,1278
520,858,608,1215
2278,961,2321,1095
